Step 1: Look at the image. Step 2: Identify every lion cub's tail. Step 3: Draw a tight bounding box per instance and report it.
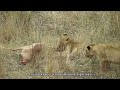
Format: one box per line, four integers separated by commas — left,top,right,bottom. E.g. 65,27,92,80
0,45,23,51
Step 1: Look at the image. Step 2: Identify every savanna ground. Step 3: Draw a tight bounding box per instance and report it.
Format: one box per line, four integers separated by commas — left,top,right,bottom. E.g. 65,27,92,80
0,11,120,79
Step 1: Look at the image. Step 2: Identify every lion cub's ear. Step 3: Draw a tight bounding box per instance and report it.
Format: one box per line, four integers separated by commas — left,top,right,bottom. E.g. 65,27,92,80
87,46,91,50
90,44,95,46
87,44,95,50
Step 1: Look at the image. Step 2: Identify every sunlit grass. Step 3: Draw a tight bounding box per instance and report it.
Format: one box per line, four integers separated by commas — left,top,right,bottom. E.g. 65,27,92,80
0,11,120,79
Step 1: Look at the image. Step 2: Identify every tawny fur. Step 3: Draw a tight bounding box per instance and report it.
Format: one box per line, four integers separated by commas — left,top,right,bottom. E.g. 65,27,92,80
0,43,43,65
56,33,86,72
86,43,120,72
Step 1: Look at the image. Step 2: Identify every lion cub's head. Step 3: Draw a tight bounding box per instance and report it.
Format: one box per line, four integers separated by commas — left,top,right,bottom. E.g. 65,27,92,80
85,44,97,59
56,33,70,52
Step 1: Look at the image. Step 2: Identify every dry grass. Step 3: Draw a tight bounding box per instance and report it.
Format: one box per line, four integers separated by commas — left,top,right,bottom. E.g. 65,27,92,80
0,11,120,79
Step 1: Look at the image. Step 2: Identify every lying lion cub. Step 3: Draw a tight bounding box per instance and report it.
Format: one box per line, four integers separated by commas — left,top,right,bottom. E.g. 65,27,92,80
86,43,120,72
11,43,43,65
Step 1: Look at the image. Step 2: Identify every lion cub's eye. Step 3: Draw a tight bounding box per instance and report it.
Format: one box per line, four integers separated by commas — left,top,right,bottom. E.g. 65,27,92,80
66,38,69,41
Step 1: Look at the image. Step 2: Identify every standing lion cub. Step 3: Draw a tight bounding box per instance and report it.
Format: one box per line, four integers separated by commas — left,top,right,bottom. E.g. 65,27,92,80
56,33,86,71
86,43,120,72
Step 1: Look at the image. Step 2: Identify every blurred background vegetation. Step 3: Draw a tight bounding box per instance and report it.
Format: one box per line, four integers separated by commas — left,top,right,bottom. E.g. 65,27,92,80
0,11,120,79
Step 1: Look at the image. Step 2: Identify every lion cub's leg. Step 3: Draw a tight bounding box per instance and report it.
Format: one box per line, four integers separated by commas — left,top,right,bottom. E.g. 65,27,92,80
66,48,77,63
66,48,78,72
66,53,75,72
100,60,110,72
66,54,70,64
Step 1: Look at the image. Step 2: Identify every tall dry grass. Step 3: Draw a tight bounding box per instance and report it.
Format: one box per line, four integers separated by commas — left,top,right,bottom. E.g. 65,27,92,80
0,11,120,79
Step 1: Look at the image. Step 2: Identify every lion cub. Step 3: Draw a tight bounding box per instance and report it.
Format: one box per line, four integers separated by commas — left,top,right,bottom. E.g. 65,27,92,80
56,33,86,71
11,43,43,65
86,43,120,72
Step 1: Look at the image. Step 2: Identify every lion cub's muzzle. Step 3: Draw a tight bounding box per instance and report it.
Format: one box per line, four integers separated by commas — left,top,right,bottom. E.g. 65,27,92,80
85,50,95,59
